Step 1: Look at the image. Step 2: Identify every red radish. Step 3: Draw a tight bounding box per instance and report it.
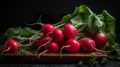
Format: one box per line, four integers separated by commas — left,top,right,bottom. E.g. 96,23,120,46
64,39,80,53
79,37,107,52
1,39,19,58
92,32,107,49
19,22,54,45
63,23,78,39
26,22,54,36
60,38,80,58
35,36,51,46
3,39,19,53
34,36,52,58
44,41,59,52
51,28,64,42
36,41,59,58
25,15,54,39
41,24,55,36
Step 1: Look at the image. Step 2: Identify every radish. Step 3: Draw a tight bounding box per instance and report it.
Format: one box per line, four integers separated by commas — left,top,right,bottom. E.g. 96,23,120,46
2,39,19,53
19,21,54,45
44,41,59,52
64,39,80,53
35,36,51,46
34,36,52,58
26,15,54,36
92,32,107,49
25,15,54,42
79,37,107,52
36,41,59,58
63,23,78,39
1,39,19,58
34,28,63,54
60,39,80,58
51,28,64,42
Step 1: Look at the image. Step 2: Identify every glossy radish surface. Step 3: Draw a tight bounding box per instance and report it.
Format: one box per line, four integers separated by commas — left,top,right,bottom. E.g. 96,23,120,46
65,39,80,53
52,28,64,42
80,37,106,52
92,32,107,48
35,36,51,46
4,39,19,53
80,37,95,52
44,41,59,52
63,23,78,39
41,24,55,36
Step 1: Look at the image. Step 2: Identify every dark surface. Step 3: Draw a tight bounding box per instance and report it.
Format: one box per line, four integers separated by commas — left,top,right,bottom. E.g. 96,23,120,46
0,61,120,67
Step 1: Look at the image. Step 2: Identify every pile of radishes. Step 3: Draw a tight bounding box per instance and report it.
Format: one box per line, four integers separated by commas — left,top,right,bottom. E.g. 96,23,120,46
1,22,108,58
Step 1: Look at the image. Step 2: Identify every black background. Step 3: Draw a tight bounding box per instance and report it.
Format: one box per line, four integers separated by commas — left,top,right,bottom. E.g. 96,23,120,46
1,0,120,42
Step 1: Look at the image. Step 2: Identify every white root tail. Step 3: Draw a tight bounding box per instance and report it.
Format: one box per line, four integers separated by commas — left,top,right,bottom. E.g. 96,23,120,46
1,47,11,59
25,15,43,26
34,37,53,58
37,50,48,59
60,45,71,59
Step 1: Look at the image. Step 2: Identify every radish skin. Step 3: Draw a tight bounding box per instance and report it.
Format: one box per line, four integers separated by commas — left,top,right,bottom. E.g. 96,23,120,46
51,28,64,42
65,39,80,53
80,37,108,52
1,39,19,59
3,39,19,53
36,41,59,58
63,23,78,39
92,32,107,49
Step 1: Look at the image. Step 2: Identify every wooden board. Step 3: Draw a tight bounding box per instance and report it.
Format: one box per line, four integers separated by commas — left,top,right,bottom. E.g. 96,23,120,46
0,46,107,63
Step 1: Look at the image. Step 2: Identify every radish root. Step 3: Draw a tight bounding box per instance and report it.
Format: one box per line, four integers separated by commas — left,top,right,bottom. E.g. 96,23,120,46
91,44,110,53
1,46,11,59
60,45,71,59
25,15,43,26
37,50,48,59
34,37,53,58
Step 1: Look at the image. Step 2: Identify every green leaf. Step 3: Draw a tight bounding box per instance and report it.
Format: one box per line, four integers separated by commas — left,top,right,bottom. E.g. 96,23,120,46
100,58,108,64
60,14,72,23
87,14,105,34
19,27,38,37
106,32,116,45
4,27,22,38
102,10,115,32
78,61,83,65
70,15,84,25
78,5,93,19
18,49,32,55
71,7,79,17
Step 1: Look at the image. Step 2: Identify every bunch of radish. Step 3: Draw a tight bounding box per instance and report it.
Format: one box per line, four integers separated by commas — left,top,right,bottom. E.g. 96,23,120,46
1,21,108,59
78,31,108,52
19,21,81,58
1,15,109,59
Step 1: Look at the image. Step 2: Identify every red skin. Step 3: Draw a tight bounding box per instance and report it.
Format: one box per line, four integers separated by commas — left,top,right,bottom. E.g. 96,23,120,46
44,42,59,52
63,23,78,39
4,39,19,53
65,39,80,53
42,24,54,36
92,32,107,48
52,28,64,43
80,37,96,52
35,36,50,46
